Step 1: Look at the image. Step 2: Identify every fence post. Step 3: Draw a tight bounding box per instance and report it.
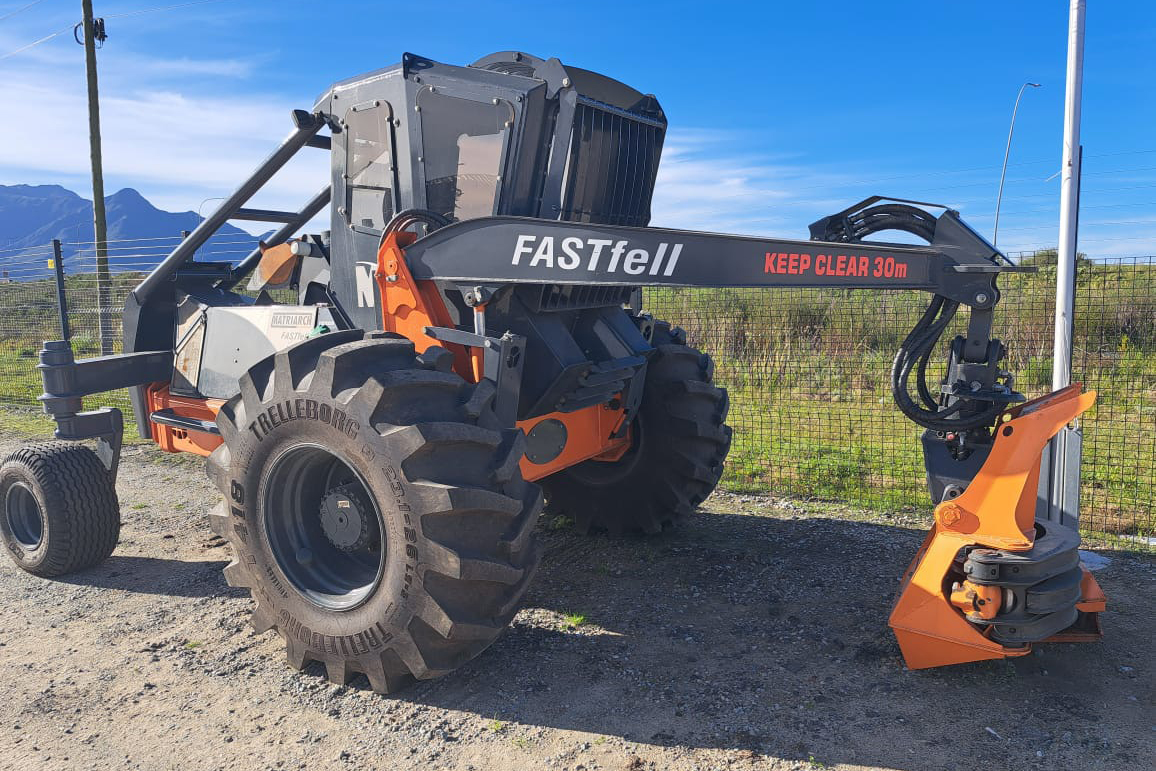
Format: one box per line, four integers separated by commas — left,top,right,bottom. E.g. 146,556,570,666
51,239,70,343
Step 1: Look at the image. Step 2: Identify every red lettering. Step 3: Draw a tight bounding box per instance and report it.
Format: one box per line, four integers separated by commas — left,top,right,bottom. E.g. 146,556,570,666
788,253,799,274
764,252,776,273
776,253,787,274
800,254,811,273
859,256,869,276
835,255,847,276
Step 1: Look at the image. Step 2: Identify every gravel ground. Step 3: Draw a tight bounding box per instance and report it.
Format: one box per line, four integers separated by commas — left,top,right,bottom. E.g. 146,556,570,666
0,427,1151,771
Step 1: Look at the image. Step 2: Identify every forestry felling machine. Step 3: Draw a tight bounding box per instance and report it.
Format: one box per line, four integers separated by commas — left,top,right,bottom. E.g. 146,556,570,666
1,52,1105,691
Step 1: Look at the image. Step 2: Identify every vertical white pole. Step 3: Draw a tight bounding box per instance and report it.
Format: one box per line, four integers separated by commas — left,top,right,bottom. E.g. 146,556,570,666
1045,0,1087,529
1053,0,1086,389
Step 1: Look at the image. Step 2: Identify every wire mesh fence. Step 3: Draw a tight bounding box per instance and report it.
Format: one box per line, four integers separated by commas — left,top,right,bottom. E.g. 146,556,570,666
0,234,263,414
0,237,1151,550
0,243,63,405
646,251,1155,550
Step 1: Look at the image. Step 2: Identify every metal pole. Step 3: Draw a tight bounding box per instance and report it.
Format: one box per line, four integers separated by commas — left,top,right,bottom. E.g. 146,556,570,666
80,0,113,355
1042,0,1087,530
132,116,324,304
993,82,1041,248
1054,0,1085,389
51,239,70,342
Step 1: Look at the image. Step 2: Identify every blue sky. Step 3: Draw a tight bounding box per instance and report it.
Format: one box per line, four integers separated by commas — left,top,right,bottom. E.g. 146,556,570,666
1,0,1154,255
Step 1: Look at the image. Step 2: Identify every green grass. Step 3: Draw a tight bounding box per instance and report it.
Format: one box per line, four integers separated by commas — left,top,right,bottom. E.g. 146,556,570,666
561,612,587,628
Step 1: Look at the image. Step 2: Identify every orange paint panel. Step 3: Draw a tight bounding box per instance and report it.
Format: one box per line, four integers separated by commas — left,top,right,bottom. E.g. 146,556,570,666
517,405,629,482
889,385,1105,669
253,242,300,286
376,232,474,380
146,384,224,457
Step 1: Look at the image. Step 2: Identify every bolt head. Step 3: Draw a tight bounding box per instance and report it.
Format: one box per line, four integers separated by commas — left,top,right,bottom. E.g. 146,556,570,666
938,504,964,527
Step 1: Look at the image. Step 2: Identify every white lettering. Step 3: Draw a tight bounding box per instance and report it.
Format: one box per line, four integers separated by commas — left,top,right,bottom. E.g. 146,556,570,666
663,243,683,276
509,235,685,277
512,234,536,266
649,243,668,275
586,239,613,271
354,261,376,308
529,237,555,268
559,237,583,269
606,241,629,272
623,248,648,275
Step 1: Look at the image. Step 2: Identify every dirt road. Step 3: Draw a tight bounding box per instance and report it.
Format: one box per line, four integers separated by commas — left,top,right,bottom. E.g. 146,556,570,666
0,428,1151,771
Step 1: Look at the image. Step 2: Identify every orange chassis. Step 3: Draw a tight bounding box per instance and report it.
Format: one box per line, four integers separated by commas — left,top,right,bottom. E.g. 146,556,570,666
145,232,630,482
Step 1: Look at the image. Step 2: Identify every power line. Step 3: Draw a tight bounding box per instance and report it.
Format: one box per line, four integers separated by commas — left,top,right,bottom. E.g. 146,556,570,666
104,0,227,20
0,0,228,61
0,0,48,23
0,24,71,60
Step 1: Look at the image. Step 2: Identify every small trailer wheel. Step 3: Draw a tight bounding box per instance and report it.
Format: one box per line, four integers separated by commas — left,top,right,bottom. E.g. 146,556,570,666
0,442,120,577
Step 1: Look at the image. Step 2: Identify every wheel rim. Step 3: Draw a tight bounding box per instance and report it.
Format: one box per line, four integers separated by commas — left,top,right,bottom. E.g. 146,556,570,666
262,444,385,611
5,482,43,549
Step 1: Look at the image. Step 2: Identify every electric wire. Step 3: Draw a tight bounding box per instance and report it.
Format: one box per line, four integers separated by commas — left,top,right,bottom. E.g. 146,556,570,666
103,0,228,20
0,0,48,24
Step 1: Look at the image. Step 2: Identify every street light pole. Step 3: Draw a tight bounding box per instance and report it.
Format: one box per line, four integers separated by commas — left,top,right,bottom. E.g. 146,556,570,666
1043,0,1087,530
1054,0,1085,390
993,81,1041,248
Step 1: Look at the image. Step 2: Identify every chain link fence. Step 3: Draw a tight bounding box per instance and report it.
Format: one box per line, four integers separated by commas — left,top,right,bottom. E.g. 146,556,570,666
0,239,1151,549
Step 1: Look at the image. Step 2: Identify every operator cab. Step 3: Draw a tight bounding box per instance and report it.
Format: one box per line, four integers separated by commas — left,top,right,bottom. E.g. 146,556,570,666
314,51,667,330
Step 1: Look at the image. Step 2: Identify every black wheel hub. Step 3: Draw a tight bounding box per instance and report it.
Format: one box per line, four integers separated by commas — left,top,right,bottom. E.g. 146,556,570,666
5,482,43,549
319,483,377,552
262,445,385,611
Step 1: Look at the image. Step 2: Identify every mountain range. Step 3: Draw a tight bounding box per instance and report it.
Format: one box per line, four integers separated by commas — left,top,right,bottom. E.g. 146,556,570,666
0,184,263,267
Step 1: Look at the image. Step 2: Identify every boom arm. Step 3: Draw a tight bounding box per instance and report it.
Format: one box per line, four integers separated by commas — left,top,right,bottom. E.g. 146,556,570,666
401,204,1019,310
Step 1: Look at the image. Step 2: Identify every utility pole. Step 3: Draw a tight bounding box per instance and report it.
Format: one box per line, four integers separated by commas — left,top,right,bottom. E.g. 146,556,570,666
79,0,113,355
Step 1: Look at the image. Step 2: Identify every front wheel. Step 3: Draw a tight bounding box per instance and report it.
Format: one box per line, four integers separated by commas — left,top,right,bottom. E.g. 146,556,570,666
541,322,732,534
206,331,542,693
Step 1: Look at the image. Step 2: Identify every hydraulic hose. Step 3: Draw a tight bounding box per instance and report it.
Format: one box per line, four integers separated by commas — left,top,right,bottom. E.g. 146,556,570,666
824,203,1005,433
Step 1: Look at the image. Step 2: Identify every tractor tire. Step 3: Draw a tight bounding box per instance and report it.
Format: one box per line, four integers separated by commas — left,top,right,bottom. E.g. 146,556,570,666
541,321,731,534
206,330,541,693
0,442,120,577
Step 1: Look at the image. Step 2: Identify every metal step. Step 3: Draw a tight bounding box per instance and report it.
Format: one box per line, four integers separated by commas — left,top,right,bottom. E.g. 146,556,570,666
149,409,221,435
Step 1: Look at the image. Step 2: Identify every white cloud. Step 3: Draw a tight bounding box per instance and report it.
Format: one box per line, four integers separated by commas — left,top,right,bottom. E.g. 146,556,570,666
651,130,849,237
0,27,326,235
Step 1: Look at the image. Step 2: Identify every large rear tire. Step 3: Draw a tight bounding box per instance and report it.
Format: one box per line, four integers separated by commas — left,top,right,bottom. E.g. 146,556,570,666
0,442,120,577
541,322,731,534
206,331,541,693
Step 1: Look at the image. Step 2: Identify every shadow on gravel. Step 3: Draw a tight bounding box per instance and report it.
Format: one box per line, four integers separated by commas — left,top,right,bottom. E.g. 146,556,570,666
56,555,244,598
385,510,1147,771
